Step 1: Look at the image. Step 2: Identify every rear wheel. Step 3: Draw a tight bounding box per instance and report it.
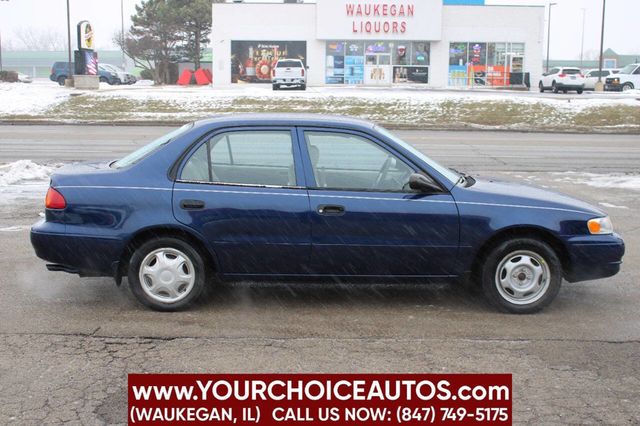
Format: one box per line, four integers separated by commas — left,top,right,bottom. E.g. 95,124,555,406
577,88,583,94
481,238,562,314
538,82,544,93
57,76,66,86
99,76,108,83
128,237,207,311
552,81,559,93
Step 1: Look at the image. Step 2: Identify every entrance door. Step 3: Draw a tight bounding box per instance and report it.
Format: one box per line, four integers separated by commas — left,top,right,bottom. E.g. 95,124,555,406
364,53,392,85
299,128,459,277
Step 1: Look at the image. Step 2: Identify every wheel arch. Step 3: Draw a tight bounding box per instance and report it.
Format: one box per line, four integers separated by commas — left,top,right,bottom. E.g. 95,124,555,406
470,225,571,284
117,225,220,281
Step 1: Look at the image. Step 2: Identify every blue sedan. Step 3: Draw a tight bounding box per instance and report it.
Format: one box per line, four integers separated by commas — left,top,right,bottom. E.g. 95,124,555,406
31,114,625,313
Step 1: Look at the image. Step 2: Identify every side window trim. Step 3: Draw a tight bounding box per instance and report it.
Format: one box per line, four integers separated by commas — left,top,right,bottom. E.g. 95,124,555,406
176,126,305,189
297,127,439,193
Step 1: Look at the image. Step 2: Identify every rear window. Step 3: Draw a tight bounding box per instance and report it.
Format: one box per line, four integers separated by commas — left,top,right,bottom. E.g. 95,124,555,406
564,69,581,75
112,123,193,169
277,60,303,68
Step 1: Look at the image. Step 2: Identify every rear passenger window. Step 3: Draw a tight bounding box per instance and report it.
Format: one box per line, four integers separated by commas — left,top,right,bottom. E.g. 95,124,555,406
180,131,296,187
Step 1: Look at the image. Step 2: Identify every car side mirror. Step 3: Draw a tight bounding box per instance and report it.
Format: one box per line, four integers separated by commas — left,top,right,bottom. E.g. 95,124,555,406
409,173,441,193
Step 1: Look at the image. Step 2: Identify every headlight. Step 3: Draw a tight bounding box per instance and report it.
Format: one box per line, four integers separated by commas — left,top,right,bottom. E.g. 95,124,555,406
588,216,613,235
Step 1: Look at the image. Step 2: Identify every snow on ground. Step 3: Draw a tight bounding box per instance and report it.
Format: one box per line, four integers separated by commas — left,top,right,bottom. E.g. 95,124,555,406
0,80,69,115
552,172,640,191
0,160,59,203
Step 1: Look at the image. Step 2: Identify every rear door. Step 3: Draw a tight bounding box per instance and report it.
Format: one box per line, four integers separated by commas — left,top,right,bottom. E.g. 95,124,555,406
298,128,459,277
173,127,311,276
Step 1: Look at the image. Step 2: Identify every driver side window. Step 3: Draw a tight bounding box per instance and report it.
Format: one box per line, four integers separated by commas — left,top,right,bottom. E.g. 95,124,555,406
304,131,414,192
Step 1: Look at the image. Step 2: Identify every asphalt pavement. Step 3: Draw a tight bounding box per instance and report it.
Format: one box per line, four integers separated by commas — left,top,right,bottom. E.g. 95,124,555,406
0,125,638,424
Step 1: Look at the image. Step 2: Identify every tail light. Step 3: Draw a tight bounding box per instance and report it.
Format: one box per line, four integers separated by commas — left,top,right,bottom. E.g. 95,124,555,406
558,73,566,78
45,187,66,209
578,74,584,78
301,67,305,77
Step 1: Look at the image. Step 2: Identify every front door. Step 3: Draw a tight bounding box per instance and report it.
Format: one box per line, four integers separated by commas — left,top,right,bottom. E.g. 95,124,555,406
173,128,311,276
299,128,459,277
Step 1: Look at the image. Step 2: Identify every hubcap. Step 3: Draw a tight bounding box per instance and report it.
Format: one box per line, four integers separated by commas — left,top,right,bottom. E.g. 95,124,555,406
494,250,550,305
139,248,195,304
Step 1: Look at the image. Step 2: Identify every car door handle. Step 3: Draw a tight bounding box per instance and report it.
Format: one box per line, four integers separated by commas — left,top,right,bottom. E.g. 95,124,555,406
317,204,345,216
180,199,205,210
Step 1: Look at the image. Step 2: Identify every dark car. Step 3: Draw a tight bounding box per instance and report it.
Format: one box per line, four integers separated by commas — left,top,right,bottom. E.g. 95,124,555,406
31,114,624,313
50,61,121,86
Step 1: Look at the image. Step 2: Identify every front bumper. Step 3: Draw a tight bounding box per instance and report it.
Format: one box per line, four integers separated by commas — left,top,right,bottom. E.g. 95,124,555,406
30,219,124,277
564,233,625,283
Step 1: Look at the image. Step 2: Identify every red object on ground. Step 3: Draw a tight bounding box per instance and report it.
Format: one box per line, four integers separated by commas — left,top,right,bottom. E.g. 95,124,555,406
203,68,213,84
177,69,194,85
194,68,211,85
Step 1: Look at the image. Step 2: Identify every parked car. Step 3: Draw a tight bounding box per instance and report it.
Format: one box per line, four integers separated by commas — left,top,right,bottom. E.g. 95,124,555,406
539,67,585,93
583,68,619,90
605,63,640,92
31,114,624,313
17,72,33,83
272,59,306,90
99,63,137,85
49,61,121,86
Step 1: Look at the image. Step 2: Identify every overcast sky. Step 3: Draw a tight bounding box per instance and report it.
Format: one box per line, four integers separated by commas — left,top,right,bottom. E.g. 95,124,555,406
0,0,638,59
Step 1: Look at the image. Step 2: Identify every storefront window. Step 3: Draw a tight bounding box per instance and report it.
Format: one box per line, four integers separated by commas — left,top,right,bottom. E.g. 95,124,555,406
231,40,306,84
449,41,526,87
326,41,345,84
325,41,429,86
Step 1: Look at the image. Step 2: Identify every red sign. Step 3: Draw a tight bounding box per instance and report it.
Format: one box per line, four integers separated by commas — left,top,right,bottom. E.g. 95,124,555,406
346,2,415,34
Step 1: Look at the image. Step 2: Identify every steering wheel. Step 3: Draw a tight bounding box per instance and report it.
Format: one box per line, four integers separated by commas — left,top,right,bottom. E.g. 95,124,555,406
373,156,394,189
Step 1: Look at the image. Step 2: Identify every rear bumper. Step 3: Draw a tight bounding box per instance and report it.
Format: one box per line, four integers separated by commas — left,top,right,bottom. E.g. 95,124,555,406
564,234,625,283
556,83,584,90
273,78,305,85
30,220,124,277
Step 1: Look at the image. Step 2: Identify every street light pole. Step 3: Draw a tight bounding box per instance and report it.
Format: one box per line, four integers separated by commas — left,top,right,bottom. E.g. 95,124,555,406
595,0,606,91
66,0,73,87
580,8,586,69
0,0,9,74
545,2,557,73
121,0,125,70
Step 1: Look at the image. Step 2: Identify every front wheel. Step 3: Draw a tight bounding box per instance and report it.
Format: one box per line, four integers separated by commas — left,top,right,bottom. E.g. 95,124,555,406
57,76,66,86
300,84,307,91
272,84,279,91
99,76,108,83
481,238,562,314
128,237,207,311
623,83,634,92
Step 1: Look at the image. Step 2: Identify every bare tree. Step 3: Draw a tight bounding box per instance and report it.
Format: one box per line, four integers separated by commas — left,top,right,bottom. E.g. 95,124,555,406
113,30,161,83
13,27,65,51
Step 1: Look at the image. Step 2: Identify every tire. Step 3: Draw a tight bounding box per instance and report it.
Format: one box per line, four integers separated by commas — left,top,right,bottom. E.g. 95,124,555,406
300,84,307,91
57,76,66,86
480,238,562,314
563,89,568,94
623,83,634,92
128,237,207,311
272,84,279,91
99,76,108,83
552,81,559,93
577,89,583,94
538,82,544,93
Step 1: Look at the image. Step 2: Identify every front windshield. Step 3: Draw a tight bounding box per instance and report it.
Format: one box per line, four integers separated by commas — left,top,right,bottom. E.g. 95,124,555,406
112,123,193,168
619,64,636,74
374,125,461,186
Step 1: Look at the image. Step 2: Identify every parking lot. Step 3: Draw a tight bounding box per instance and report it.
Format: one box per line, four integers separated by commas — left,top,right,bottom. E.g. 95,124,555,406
0,126,639,424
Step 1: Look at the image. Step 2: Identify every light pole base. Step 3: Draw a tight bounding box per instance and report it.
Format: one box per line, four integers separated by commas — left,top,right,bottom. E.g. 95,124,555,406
594,81,605,92
64,78,74,88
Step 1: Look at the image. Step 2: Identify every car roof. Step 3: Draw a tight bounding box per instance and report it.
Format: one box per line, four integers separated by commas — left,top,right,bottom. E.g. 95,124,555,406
192,113,377,131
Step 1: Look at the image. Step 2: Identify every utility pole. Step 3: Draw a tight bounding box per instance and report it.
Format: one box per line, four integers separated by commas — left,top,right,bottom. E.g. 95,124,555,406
66,0,73,87
545,2,557,73
595,0,606,91
0,0,9,74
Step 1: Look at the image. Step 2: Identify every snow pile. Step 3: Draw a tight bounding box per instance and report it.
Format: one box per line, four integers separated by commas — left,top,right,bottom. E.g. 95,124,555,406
0,160,59,203
553,172,640,191
0,81,69,115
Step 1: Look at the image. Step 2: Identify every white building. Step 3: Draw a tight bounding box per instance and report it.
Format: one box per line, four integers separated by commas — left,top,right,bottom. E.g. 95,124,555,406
211,0,544,88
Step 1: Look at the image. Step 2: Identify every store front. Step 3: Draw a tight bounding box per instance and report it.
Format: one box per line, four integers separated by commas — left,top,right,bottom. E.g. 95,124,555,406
211,1,544,89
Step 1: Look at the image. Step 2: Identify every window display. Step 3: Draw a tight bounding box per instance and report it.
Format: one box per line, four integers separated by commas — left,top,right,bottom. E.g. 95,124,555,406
231,41,307,84
448,42,526,87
